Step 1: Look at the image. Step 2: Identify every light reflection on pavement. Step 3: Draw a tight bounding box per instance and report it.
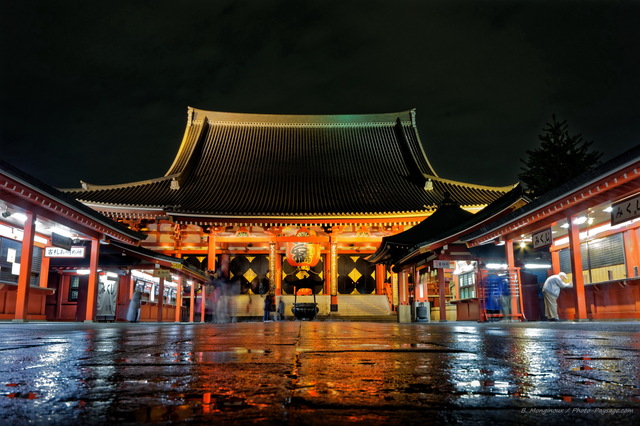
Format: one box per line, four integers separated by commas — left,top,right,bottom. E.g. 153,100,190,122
0,321,638,424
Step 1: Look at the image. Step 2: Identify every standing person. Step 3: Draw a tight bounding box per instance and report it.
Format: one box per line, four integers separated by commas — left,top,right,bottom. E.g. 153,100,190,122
277,298,285,321
542,272,573,321
263,294,272,322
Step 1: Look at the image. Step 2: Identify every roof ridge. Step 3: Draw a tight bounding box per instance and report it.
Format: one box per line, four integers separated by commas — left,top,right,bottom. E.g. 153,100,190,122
424,174,519,192
189,107,416,125
62,174,179,191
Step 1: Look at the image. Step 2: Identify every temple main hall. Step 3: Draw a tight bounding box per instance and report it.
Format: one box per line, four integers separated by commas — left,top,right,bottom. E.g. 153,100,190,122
63,107,516,316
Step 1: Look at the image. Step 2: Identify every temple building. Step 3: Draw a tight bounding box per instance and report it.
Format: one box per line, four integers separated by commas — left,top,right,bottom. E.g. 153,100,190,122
62,108,517,318
0,159,209,323
369,145,640,322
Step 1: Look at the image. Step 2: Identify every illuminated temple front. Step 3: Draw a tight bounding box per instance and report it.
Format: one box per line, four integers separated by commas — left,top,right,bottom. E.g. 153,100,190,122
63,108,516,317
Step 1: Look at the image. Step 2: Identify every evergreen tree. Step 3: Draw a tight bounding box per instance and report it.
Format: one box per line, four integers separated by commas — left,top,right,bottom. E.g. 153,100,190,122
518,115,602,198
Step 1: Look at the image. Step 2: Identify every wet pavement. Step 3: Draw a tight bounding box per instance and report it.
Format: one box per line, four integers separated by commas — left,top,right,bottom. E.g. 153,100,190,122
0,320,638,425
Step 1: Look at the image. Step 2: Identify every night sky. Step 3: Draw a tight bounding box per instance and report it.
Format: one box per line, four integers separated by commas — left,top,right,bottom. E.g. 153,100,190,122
2,0,639,190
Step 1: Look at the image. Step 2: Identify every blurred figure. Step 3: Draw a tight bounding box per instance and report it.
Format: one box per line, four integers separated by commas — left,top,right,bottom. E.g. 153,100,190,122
126,289,141,322
497,275,511,321
277,297,285,321
263,294,272,322
212,269,240,323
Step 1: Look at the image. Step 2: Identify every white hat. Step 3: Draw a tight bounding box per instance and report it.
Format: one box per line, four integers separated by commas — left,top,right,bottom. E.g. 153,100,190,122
558,272,567,279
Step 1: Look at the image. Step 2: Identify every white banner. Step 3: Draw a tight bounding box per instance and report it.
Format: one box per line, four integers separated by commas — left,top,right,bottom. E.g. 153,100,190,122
44,246,86,258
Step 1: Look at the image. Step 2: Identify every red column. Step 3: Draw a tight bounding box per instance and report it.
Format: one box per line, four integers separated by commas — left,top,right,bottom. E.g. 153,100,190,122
207,233,216,272
438,268,447,322
376,264,386,295
272,242,281,295
14,211,36,322
505,240,515,269
200,284,206,323
157,276,165,322
398,270,408,305
504,240,519,319
568,216,587,320
624,229,640,278
85,238,100,322
39,255,50,288
175,276,183,323
189,279,195,323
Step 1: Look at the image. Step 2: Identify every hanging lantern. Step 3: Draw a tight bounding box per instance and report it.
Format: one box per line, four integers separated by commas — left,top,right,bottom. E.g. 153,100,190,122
286,227,321,267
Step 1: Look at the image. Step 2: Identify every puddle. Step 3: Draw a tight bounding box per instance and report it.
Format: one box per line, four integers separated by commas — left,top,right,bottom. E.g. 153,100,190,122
112,393,252,423
566,357,622,361
5,392,38,399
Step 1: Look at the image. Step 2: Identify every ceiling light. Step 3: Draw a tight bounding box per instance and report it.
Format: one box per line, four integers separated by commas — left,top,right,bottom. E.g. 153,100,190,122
573,216,587,225
525,263,551,269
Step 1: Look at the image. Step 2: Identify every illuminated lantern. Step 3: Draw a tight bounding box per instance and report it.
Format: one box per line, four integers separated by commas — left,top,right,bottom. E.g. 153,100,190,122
285,227,321,268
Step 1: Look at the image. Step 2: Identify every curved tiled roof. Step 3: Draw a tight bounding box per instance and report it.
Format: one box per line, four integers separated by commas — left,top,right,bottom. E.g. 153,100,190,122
368,186,528,265
63,108,516,218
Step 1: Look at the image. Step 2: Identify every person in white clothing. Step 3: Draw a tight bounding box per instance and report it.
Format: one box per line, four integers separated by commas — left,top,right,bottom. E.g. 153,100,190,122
542,272,573,321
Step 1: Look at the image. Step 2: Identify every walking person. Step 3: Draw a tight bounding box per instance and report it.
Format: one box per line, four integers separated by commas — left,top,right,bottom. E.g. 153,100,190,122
542,272,573,321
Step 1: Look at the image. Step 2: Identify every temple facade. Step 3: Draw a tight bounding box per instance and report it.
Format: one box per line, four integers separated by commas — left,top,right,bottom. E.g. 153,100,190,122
63,108,517,317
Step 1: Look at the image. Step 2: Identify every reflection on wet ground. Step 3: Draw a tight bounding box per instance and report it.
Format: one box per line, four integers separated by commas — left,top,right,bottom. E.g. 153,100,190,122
0,321,638,424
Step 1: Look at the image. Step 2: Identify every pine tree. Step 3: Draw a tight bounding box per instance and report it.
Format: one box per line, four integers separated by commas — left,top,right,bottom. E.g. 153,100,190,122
518,115,603,198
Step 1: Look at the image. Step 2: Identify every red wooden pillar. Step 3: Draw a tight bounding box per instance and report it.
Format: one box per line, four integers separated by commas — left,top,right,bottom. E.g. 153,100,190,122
438,268,447,322
157,276,165,322
200,283,206,323
272,242,281,295
175,276,183,323
207,233,216,272
504,239,519,318
505,239,515,269
39,255,50,287
330,239,338,311
375,264,386,295
550,250,561,274
624,229,640,278
189,279,195,323
568,216,587,320
398,270,408,304
129,274,135,298
85,237,100,322
14,211,36,322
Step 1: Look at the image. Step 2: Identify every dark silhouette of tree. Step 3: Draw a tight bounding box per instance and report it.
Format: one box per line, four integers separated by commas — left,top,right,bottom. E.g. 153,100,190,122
518,115,602,198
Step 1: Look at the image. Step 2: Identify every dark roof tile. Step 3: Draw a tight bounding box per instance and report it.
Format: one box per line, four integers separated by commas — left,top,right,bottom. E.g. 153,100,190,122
64,108,516,218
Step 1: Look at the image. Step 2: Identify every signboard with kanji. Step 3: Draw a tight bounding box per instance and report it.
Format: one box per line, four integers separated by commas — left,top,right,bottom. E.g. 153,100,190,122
611,194,640,226
45,246,86,258
532,228,552,249
433,260,454,269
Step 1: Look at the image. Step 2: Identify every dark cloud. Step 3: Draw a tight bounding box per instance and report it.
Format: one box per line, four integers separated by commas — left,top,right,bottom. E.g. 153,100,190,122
2,0,639,189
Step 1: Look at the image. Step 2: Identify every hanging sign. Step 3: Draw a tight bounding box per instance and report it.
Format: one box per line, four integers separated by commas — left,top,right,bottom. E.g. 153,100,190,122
286,227,321,267
532,228,552,249
45,246,86,258
433,260,454,269
51,232,73,251
611,194,640,226
153,269,172,278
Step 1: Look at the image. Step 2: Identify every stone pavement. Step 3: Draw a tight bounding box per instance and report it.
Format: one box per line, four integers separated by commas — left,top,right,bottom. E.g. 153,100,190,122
0,320,638,425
